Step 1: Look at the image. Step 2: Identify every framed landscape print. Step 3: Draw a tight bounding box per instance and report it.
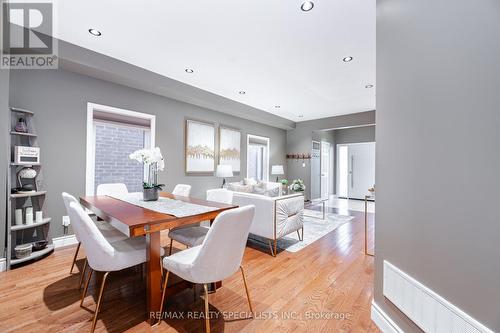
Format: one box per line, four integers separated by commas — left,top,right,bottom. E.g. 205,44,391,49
219,126,241,173
185,119,216,173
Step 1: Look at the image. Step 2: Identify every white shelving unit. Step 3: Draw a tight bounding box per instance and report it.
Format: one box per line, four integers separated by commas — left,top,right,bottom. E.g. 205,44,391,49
6,107,53,269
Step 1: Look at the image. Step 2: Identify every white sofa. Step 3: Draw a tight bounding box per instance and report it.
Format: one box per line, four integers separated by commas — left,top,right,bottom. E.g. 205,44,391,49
228,182,304,256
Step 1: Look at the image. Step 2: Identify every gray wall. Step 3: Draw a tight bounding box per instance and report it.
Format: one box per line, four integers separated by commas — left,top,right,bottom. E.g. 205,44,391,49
376,0,500,331
334,125,375,145
286,111,375,199
0,68,9,259
9,69,286,239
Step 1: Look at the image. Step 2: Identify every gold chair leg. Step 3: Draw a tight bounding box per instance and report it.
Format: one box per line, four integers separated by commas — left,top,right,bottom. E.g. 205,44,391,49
168,238,173,256
80,267,93,307
267,239,275,257
203,284,211,333
156,270,170,326
70,242,81,274
91,272,110,333
240,266,254,315
78,258,87,289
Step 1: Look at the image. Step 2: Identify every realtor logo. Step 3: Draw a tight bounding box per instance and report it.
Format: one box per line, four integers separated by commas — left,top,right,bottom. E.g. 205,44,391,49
1,1,58,69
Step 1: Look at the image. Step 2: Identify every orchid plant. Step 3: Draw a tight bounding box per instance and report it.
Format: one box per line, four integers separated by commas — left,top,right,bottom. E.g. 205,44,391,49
129,147,165,190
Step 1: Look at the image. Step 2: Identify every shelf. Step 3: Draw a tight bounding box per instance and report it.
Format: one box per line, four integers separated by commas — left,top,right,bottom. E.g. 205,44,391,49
10,162,41,167
10,191,46,199
11,244,54,265
11,218,51,231
10,131,37,137
10,107,34,115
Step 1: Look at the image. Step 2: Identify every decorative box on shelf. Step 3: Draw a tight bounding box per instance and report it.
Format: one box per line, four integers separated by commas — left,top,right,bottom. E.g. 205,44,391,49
14,146,40,165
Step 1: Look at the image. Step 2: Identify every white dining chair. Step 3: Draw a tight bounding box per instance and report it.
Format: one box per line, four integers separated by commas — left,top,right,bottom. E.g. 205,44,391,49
62,193,128,281
67,201,148,333
96,183,129,196
172,184,192,197
168,189,233,254
159,205,255,332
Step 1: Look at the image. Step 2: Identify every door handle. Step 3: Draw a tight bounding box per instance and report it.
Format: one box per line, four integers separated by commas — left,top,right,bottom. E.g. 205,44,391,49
350,156,354,188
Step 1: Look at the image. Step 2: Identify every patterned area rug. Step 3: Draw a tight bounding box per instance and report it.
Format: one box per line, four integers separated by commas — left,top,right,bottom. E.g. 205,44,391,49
249,209,354,253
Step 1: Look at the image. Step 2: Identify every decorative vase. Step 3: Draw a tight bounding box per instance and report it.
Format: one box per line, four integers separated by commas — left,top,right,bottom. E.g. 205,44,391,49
15,118,28,133
143,188,159,201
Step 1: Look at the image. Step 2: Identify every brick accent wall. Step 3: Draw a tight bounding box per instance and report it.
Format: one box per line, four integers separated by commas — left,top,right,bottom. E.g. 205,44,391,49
94,123,145,193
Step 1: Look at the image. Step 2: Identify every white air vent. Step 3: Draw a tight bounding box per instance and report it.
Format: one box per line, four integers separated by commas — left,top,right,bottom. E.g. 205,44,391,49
383,261,493,333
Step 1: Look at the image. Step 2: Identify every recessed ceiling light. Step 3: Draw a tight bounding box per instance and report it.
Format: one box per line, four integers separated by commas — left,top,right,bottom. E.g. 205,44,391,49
88,29,102,36
238,91,246,95
185,68,194,73
343,56,353,62
275,105,281,108
301,1,314,12
298,115,304,118
365,84,374,88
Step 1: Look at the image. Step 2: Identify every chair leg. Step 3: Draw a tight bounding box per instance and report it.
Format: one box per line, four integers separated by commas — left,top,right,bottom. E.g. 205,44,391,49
157,271,170,325
80,267,93,307
70,242,81,274
274,238,278,257
267,239,275,257
168,238,173,256
78,258,87,289
91,271,110,333
240,266,254,315
203,284,211,333
296,230,301,241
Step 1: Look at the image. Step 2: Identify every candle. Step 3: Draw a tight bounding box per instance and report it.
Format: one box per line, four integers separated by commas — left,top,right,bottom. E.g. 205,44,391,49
36,211,43,223
25,207,33,225
15,209,23,225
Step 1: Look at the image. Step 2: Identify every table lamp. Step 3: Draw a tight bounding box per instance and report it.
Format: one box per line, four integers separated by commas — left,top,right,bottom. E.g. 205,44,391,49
216,164,233,188
271,165,284,182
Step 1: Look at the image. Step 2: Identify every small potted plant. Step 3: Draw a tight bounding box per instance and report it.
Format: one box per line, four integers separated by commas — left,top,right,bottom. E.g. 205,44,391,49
289,179,306,192
129,147,165,201
280,179,289,195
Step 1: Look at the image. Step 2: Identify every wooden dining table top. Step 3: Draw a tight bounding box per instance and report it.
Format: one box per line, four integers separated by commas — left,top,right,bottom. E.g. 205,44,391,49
80,192,238,237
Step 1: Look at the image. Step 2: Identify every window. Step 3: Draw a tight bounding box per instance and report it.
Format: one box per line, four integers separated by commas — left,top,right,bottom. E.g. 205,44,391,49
86,103,155,195
246,134,269,181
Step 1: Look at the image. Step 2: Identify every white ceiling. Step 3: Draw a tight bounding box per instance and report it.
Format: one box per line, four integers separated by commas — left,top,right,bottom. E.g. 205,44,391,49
56,0,375,122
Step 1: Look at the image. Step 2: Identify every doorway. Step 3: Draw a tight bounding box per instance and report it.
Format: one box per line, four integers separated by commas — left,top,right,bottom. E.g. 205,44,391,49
336,142,375,200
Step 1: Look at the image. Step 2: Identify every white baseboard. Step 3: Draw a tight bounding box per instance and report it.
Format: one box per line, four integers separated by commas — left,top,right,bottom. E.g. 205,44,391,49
52,234,78,249
0,258,6,272
371,301,404,333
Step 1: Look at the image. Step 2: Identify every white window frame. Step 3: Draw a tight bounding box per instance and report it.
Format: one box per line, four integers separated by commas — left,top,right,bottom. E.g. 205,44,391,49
246,134,270,182
85,102,156,196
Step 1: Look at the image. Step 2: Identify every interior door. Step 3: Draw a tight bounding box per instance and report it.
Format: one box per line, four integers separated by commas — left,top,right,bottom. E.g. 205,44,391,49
348,142,375,199
311,141,321,200
320,141,330,199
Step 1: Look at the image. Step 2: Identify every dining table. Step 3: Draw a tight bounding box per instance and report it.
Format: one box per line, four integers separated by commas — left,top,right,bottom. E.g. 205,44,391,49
80,191,238,325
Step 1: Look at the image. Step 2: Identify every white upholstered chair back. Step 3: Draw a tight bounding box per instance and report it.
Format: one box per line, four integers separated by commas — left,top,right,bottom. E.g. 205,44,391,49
68,202,115,271
172,184,192,197
96,183,129,196
62,192,82,241
191,205,254,283
206,188,233,204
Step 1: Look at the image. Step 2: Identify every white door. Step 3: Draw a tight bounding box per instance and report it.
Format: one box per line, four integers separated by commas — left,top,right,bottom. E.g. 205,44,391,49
320,141,330,199
311,141,321,200
348,142,375,199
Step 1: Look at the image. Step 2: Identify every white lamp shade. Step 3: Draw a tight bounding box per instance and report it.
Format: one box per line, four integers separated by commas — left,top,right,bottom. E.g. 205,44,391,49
216,164,233,178
271,165,284,175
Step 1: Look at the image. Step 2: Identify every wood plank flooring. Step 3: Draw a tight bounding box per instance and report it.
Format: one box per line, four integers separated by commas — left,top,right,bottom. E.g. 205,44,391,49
0,207,379,333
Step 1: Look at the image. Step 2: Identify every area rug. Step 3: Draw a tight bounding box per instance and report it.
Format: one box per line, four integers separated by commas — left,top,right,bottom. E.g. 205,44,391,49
249,209,354,253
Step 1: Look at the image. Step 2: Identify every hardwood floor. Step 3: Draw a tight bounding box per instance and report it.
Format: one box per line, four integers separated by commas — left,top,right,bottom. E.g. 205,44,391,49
0,207,379,333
